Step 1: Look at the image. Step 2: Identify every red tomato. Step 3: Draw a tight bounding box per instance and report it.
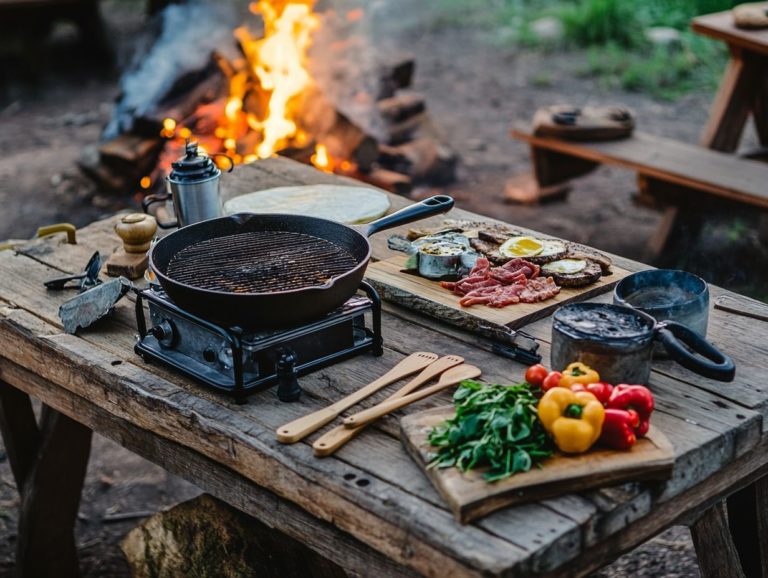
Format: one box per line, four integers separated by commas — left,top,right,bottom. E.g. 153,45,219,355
524,364,549,386
541,371,564,391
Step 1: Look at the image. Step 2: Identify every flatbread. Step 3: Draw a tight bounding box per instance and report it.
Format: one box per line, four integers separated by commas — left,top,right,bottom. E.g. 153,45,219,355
223,185,391,224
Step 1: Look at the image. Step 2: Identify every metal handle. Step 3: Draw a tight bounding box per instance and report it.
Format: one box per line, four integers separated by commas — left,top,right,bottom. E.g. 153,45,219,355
361,195,454,238
142,193,178,229
657,321,735,382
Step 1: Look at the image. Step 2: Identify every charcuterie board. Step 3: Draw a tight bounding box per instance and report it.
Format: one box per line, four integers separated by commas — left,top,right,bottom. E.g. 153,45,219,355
365,255,632,334
401,406,674,523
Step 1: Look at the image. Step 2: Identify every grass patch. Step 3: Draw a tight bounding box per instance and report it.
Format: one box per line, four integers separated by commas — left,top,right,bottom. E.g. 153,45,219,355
425,0,735,99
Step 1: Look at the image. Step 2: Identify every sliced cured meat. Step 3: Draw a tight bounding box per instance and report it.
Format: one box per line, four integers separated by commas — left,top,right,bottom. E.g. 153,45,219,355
446,255,560,308
519,277,560,303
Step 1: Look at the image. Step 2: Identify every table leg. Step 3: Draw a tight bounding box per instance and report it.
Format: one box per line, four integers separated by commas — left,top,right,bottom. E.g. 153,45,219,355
0,381,92,578
700,47,762,152
690,501,745,578
751,59,768,147
727,476,768,578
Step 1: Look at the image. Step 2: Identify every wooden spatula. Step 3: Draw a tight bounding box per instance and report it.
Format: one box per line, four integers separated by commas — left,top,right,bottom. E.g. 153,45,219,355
275,352,438,443
342,364,481,429
312,354,464,457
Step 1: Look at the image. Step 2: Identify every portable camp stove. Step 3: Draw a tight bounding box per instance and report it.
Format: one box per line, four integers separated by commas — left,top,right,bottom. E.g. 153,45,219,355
134,282,382,404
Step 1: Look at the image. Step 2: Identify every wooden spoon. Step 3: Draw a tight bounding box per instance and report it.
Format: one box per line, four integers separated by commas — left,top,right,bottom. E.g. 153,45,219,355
312,355,465,457
275,352,438,443
342,364,482,429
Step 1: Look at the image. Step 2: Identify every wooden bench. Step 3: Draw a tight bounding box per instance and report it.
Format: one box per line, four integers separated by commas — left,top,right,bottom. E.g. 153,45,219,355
511,126,768,259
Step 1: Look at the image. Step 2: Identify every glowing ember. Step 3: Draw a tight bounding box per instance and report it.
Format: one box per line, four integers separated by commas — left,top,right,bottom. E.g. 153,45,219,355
311,144,331,172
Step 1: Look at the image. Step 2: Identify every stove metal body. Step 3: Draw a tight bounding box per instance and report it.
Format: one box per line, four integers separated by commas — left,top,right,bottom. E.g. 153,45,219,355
134,282,382,404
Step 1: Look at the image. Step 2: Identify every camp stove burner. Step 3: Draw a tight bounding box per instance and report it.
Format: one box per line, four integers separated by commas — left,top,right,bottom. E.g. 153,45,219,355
134,282,382,404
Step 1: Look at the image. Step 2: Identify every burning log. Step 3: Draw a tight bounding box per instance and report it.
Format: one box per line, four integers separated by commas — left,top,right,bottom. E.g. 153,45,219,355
377,54,415,99
378,139,458,184
377,92,425,124
82,5,455,196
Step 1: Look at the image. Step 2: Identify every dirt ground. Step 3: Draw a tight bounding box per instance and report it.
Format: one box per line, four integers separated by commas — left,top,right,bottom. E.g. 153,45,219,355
1,0,761,575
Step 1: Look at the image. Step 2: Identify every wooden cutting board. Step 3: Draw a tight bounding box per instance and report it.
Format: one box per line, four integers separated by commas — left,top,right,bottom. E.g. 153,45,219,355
401,406,674,523
365,255,632,333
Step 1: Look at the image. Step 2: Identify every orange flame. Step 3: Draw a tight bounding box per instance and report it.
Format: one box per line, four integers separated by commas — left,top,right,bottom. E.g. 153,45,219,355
311,143,331,172
156,1,358,176
219,0,319,160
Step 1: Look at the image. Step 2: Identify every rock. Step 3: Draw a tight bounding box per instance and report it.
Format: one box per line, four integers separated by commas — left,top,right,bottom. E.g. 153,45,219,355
644,27,682,48
121,494,349,578
530,17,564,43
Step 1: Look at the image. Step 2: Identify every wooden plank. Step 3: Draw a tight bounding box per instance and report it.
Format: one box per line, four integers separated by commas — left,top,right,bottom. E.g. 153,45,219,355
690,501,746,578
401,406,674,524
511,129,768,209
0,252,744,577
0,308,529,578
699,49,760,152
365,254,630,334
692,11,768,57
0,358,421,578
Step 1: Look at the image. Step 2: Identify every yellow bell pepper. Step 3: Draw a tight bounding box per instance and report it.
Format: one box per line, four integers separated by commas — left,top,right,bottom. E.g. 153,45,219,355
537,388,605,454
559,362,600,388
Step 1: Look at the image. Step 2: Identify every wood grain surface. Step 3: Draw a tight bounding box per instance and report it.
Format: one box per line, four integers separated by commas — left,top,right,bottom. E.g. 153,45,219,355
0,157,766,578
401,406,674,524
365,254,631,333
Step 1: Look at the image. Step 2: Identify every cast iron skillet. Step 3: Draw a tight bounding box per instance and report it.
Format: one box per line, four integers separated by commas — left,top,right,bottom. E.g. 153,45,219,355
149,195,454,328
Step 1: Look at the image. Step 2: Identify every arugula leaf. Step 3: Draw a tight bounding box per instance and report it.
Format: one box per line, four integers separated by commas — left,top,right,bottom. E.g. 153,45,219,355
427,380,554,483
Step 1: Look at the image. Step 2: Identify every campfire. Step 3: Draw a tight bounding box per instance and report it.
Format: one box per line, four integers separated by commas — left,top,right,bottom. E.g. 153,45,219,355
81,0,457,198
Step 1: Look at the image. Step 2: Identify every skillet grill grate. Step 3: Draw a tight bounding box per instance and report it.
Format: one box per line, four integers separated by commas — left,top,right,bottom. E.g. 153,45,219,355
166,231,359,293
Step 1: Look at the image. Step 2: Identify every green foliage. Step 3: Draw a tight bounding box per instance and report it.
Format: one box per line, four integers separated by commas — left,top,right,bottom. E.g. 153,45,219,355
580,33,726,99
559,0,642,47
427,380,554,482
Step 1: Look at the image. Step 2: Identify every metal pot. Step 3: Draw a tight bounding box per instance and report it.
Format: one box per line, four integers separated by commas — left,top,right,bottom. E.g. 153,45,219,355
551,302,735,384
614,270,709,357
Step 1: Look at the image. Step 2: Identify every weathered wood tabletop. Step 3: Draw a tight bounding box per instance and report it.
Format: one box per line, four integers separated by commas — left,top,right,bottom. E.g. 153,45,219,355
1,157,768,577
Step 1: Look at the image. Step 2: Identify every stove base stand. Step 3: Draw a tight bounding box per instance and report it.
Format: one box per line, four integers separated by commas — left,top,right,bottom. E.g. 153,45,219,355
134,283,383,404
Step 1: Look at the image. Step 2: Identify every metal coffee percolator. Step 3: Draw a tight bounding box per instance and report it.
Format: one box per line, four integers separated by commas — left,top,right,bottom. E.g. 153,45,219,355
142,140,233,229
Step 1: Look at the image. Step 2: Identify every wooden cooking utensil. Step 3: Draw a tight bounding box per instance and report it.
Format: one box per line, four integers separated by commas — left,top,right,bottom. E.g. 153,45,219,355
275,352,438,443
342,364,482,429
312,354,465,457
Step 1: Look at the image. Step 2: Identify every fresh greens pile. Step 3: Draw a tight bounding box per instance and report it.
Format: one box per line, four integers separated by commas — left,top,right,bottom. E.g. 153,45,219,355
427,380,554,482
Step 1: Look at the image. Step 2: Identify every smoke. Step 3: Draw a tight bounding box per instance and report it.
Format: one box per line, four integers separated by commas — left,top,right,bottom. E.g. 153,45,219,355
103,0,236,139
308,0,402,141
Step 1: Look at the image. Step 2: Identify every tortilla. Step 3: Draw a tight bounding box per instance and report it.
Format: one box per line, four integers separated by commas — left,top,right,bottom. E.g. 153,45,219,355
223,184,391,224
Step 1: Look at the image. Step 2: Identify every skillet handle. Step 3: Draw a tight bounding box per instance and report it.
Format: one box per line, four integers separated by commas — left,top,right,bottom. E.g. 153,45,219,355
362,195,454,237
657,321,735,382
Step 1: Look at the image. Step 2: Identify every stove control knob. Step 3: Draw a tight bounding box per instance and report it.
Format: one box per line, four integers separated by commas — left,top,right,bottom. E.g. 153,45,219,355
151,319,176,348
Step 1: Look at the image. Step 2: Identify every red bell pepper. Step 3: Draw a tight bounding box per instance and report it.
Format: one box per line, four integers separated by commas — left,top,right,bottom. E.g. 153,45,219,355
570,382,614,405
607,384,654,437
600,408,640,450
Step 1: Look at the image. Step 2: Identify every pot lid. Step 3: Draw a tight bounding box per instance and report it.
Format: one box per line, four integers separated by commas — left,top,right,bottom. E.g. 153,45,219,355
169,141,219,182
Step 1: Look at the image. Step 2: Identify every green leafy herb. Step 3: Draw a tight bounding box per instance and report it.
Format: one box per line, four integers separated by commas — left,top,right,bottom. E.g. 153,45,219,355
427,380,554,483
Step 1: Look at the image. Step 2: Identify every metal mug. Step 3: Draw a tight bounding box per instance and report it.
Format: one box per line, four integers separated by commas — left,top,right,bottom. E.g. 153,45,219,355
142,141,233,229
551,302,735,385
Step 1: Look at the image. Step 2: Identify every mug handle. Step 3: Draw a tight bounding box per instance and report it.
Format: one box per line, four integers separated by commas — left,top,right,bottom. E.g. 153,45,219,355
657,321,735,382
141,193,178,229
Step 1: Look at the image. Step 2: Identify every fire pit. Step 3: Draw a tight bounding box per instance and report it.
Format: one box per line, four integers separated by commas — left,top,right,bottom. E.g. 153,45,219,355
80,0,457,198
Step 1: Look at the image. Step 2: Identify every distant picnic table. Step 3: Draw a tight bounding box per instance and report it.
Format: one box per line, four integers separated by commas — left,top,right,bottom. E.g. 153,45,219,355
692,9,768,152
0,158,768,577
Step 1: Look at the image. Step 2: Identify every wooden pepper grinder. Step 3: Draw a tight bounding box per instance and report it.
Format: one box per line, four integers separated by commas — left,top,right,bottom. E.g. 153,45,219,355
105,213,157,279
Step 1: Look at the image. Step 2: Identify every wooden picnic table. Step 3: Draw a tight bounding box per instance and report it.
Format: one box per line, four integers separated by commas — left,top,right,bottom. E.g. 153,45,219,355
692,9,768,152
1,157,768,577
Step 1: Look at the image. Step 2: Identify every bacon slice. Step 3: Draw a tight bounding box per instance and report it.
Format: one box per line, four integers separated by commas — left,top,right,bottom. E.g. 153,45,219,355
442,256,560,308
